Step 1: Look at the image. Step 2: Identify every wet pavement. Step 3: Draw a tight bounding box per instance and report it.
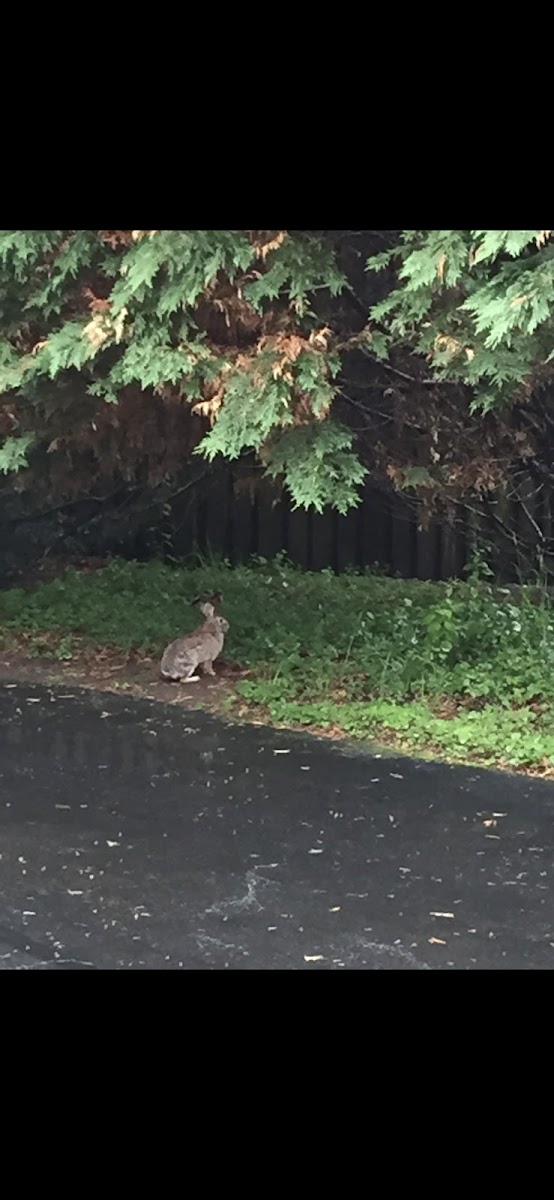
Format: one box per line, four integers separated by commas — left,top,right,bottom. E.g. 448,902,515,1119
0,680,553,969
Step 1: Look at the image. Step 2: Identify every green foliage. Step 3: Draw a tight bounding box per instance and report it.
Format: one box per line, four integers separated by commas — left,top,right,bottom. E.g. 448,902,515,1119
367,229,554,411
0,229,361,512
243,233,345,313
198,342,339,461
257,695,554,768
2,556,554,770
0,433,36,473
3,228,554,515
263,422,367,514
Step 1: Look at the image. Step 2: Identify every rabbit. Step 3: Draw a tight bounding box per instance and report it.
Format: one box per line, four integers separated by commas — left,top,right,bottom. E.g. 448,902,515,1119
160,602,229,682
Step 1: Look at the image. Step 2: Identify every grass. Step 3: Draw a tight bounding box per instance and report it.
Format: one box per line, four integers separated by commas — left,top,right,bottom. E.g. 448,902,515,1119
2,553,554,774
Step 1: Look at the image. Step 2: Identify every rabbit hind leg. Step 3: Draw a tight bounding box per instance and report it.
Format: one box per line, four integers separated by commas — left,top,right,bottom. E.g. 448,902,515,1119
180,663,200,682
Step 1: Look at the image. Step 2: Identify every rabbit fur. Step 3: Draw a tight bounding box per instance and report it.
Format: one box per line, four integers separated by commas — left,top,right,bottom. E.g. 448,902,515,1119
161,602,229,682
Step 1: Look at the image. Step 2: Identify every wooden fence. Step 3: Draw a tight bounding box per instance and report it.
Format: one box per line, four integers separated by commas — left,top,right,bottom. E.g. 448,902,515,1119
166,466,552,582
169,471,470,580
3,466,548,584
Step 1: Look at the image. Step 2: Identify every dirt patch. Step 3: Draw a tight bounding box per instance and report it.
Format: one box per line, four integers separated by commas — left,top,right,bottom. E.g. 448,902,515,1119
0,641,246,715
0,553,246,714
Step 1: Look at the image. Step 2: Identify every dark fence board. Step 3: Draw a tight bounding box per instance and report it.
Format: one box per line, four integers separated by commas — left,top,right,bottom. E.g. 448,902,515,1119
256,490,284,561
391,495,416,578
288,506,311,568
335,511,358,570
205,473,229,557
164,466,554,581
311,507,336,571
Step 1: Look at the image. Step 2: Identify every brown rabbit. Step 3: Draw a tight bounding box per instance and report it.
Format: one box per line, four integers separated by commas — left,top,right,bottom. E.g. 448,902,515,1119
161,602,229,682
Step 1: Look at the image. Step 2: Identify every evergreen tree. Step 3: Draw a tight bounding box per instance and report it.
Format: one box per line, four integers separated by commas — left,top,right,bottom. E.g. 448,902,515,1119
368,230,554,413
1,229,552,515
0,230,364,511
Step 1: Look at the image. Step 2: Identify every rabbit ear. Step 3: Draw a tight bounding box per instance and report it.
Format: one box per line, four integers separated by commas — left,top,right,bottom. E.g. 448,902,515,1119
200,602,215,618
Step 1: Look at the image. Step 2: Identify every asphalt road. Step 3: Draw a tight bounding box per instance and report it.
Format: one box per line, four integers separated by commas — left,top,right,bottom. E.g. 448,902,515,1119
0,681,553,969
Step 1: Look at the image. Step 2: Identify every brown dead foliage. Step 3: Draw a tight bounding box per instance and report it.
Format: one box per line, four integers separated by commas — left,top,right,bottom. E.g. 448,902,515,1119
0,405,18,437
360,372,538,517
97,231,135,249
45,387,206,495
190,327,334,436
81,287,111,315
248,231,288,260
195,276,263,348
